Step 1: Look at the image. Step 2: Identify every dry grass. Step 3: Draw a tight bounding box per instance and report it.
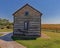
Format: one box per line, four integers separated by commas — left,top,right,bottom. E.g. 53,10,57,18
0,28,13,32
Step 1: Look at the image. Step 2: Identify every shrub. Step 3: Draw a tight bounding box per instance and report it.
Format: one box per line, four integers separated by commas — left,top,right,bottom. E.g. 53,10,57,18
1,27,4,29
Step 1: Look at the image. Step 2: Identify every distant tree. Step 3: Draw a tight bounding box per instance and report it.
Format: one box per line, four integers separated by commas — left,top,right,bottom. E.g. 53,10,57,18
0,18,13,29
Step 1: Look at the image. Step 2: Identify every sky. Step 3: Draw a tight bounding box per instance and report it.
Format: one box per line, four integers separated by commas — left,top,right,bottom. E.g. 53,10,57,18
0,0,60,24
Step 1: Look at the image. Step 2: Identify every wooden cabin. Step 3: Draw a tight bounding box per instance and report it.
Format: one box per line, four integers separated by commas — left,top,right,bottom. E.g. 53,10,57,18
13,4,42,39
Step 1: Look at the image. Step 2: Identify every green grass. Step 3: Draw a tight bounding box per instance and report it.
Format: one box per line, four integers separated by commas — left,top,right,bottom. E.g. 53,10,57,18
13,31,60,48
0,28,13,32
0,34,3,36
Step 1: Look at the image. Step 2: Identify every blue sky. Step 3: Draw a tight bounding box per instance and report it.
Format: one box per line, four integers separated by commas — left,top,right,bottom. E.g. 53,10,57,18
0,0,60,24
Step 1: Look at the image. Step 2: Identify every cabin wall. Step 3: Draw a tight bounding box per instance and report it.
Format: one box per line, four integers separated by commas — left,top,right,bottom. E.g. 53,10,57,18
13,5,41,37
13,17,41,37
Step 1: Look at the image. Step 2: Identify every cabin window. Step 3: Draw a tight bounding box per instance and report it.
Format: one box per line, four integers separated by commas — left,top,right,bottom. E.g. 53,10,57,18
25,11,29,16
24,21,29,30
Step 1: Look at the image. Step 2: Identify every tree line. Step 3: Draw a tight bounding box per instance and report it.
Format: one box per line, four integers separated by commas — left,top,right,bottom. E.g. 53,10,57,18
0,18,13,29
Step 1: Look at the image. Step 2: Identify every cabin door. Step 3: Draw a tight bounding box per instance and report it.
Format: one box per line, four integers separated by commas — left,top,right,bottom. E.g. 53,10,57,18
24,21,29,30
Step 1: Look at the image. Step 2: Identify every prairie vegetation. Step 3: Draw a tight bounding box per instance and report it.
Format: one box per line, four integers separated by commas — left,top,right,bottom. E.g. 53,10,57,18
42,24,60,32
0,18,13,32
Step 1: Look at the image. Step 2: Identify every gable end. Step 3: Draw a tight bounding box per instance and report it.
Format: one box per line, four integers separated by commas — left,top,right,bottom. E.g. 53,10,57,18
13,4,42,16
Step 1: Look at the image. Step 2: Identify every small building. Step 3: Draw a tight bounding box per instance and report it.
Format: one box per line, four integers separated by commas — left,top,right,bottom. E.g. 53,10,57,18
13,4,42,39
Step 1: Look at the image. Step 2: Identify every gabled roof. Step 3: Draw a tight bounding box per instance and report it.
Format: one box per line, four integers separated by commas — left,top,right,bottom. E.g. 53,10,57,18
13,4,42,16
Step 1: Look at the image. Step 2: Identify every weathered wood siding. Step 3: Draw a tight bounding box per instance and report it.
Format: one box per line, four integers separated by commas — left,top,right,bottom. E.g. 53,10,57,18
13,5,42,38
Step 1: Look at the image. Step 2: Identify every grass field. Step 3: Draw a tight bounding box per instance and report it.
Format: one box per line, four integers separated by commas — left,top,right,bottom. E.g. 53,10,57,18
42,24,60,33
13,31,60,48
0,28,13,32
0,34,3,36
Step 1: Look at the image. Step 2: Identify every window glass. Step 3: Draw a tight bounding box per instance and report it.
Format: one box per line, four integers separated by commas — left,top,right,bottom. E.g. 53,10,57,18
25,11,29,16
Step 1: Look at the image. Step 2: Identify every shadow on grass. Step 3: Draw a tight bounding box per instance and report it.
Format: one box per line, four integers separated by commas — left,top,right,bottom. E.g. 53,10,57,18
0,32,13,41
0,32,37,41
12,36,36,40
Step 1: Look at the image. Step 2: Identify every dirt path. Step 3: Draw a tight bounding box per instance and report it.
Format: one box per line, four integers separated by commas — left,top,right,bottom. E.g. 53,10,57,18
41,33,50,39
0,32,26,48
0,40,26,48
